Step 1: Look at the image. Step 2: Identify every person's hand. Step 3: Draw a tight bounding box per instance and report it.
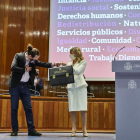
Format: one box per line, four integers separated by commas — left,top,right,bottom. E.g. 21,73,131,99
61,61,67,66
25,65,32,72
35,79,40,86
52,62,61,67
55,62,61,67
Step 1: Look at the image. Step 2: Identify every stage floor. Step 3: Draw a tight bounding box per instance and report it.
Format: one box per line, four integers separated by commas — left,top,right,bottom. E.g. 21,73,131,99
0,133,116,140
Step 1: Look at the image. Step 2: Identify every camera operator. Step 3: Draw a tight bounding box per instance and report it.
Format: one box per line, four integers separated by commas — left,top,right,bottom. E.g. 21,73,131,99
30,68,43,96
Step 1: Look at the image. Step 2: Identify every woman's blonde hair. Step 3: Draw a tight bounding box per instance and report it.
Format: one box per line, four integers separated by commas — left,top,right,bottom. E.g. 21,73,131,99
70,47,84,63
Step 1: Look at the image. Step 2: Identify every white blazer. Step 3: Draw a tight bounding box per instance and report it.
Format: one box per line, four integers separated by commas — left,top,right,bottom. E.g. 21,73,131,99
67,60,88,89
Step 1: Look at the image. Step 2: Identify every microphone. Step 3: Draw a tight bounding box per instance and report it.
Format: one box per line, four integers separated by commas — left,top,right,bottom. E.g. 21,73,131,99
114,46,125,61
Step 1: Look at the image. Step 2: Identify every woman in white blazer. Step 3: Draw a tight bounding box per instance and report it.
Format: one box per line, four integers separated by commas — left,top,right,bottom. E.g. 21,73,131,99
62,47,88,137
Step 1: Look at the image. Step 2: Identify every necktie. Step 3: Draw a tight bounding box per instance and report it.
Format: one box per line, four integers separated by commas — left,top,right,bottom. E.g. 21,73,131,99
30,59,35,64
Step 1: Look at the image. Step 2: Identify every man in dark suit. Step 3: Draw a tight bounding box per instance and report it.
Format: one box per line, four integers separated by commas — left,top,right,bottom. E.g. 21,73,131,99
29,68,43,96
7,44,59,136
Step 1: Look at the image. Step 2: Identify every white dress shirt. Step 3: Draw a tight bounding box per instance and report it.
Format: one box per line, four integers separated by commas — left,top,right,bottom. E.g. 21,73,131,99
20,53,30,82
34,78,37,86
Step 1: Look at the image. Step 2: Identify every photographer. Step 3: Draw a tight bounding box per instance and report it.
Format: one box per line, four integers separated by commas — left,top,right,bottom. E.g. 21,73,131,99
30,68,43,96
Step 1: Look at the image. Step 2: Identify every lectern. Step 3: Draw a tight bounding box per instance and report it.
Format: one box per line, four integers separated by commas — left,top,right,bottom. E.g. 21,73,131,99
112,61,140,140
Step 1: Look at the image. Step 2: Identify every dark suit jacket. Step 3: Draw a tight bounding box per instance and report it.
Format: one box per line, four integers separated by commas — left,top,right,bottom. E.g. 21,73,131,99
7,52,52,88
29,77,43,95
